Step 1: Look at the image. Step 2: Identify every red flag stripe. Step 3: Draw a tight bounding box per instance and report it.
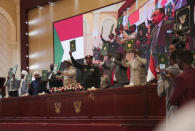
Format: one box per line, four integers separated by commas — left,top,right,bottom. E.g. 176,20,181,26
161,0,167,7
128,9,139,25
54,15,83,41
127,67,130,81
149,54,157,79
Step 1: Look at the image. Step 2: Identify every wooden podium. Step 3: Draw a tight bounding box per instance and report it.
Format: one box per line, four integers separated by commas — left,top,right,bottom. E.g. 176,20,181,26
0,85,165,131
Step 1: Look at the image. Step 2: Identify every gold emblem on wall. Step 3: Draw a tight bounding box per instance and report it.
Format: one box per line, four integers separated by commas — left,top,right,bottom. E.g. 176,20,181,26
54,102,61,114
74,100,82,114
161,58,165,63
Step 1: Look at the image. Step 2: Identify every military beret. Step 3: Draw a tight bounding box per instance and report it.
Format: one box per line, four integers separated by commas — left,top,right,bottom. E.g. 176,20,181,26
85,55,93,60
64,59,72,64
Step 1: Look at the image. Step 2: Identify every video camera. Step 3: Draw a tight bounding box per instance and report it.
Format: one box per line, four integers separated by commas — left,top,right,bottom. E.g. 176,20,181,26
166,28,189,50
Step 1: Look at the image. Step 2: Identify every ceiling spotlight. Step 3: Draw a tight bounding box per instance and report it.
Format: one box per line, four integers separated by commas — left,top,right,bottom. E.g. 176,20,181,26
37,5,40,8
48,2,51,4
25,21,28,24
25,33,28,35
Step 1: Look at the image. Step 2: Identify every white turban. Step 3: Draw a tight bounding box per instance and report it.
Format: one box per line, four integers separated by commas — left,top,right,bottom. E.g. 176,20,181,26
21,70,28,75
33,71,40,76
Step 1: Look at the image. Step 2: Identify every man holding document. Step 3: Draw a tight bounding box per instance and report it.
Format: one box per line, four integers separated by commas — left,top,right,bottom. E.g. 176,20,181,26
69,47,101,90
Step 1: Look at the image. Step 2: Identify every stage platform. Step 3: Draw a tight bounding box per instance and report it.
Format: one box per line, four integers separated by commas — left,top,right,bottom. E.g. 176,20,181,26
0,85,165,131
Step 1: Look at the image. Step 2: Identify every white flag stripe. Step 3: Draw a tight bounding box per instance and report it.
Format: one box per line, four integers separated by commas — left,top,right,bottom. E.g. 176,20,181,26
147,68,155,82
61,36,84,61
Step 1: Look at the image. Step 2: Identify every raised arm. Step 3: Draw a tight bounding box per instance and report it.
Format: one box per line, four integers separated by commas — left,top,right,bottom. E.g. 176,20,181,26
135,56,147,65
122,59,130,67
100,34,107,43
54,74,63,80
123,32,137,40
69,51,83,70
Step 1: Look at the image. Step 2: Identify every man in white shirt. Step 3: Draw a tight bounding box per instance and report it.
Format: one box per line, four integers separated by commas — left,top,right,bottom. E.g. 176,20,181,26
157,51,180,119
5,74,18,97
17,70,28,96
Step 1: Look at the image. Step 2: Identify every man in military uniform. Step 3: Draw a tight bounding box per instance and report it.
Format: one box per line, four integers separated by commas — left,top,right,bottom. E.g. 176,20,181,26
69,51,101,90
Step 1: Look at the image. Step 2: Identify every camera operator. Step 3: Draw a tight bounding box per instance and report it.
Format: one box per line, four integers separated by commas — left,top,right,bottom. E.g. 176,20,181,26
157,51,180,119
170,50,195,108
167,28,189,51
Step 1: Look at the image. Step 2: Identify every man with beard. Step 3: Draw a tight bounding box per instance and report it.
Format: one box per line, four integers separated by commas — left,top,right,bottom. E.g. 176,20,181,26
150,8,173,66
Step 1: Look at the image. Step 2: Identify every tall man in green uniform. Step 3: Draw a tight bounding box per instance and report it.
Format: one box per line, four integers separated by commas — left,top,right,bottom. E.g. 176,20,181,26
69,51,101,90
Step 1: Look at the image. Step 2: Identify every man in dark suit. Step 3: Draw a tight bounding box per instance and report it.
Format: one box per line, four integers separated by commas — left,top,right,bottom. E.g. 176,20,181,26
47,64,63,88
29,71,49,95
150,8,174,66
69,51,101,90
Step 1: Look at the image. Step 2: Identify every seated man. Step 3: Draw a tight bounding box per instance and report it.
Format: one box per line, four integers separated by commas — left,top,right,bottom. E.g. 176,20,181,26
69,51,101,90
29,71,49,95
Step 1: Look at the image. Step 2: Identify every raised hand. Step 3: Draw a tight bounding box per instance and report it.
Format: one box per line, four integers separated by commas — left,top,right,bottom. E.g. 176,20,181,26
69,50,72,57
179,14,186,24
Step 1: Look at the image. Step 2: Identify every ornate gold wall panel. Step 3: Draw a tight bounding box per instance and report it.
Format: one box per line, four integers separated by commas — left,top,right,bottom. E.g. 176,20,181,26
0,0,20,78
0,0,17,26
